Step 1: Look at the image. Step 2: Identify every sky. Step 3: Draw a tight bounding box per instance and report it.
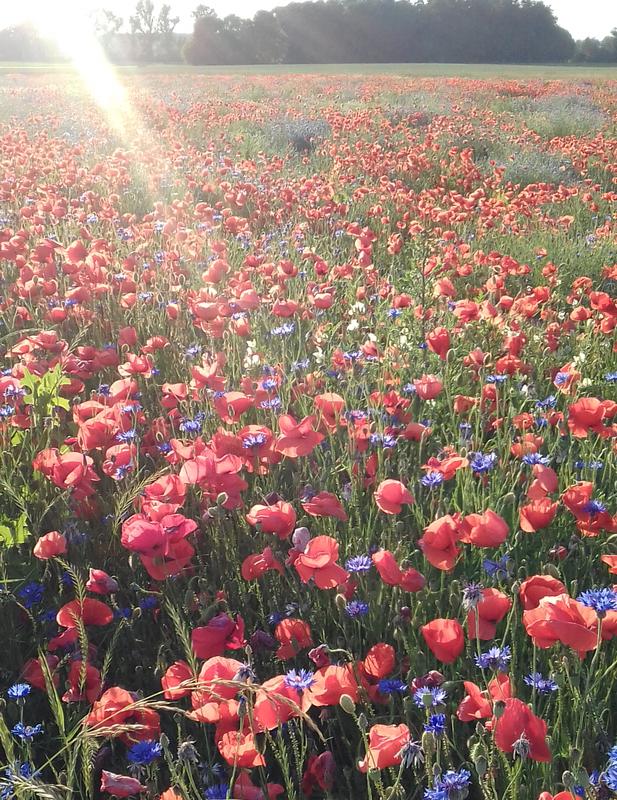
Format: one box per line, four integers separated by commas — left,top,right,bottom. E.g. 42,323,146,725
5,0,615,40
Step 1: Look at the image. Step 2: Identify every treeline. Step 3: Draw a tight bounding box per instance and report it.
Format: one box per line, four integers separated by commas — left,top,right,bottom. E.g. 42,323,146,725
0,0,616,65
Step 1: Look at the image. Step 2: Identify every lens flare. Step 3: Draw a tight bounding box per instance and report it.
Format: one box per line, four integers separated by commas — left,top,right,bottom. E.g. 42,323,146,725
26,1,137,139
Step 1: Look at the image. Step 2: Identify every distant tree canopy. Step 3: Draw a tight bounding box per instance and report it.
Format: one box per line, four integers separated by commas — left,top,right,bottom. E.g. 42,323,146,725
184,0,577,65
0,0,614,65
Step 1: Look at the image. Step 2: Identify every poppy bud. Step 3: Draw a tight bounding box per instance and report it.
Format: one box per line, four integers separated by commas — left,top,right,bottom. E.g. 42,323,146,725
562,771,575,790
357,713,368,731
335,593,347,611
421,731,435,756
493,700,506,718
339,694,356,714
474,755,488,777
543,564,562,579
216,492,228,507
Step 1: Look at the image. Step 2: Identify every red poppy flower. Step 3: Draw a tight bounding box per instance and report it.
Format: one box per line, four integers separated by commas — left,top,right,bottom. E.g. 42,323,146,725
301,752,336,796
246,501,296,540
301,491,348,521
523,594,598,657
274,618,313,660
241,547,284,581
56,598,113,628
191,613,245,660
567,397,612,437
234,771,285,800
275,414,324,458
426,326,451,360
374,480,414,514
371,549,403,585
294,536,348,589
414,374,443,400
362,643,396,680
494,698,551,762
420,618,465,663
307,664,361,707
100,771,146,797
217,729,265,768
601,554,617,574
467,588,512,639
358,723,410,772
33,531,67,560
460,510,509,548
161,660,194,700
418,514,461,571
518,575,567,610
519,498,558,532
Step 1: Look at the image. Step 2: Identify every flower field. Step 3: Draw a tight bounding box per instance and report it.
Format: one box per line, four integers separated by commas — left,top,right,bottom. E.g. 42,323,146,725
0,70,616,800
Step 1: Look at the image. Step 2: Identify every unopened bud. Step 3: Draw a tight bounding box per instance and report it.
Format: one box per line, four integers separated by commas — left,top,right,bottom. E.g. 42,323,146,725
339,694,356,714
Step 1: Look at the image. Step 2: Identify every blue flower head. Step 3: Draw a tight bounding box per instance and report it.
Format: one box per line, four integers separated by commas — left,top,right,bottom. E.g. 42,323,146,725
7,683,31,701
204,783,231,800
127,739,162,765
475,645,511,671
284,669,315,692
577,587,617,617
423,713,446,737
345,555,372,573
11,723,43,742
345,600,369,619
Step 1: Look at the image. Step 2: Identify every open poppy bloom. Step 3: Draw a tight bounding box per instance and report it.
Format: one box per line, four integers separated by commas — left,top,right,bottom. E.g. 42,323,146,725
374,479,414,514
358,723,410,772
494,698,551,762
294,535,348,589
418,514,461,571
467,588,512,639
420,618,465,663
191,613,245,659
523,594,598,657
275,414,324,457
246,501,297,539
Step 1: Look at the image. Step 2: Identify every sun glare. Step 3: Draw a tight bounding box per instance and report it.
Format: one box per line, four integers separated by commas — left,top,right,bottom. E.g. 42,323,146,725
27,1,135,138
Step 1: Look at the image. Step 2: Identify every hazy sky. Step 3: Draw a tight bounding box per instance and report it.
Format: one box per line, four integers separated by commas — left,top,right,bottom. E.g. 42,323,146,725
6,0,615,40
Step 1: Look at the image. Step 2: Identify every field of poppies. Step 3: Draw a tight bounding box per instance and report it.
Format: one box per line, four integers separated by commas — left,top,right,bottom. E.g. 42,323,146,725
0,68,616,800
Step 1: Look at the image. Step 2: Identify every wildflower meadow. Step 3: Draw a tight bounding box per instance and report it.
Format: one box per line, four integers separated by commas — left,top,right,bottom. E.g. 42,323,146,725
0,69,616,800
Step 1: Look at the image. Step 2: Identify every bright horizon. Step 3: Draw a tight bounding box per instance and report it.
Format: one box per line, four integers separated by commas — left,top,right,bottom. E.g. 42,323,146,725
4,0,615,41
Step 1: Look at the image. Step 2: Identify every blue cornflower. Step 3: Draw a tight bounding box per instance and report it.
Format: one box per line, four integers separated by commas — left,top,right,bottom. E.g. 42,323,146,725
485,375,507,384
475,645,511,671
345,555,372,573
242,432,267,449
469,452,498,474
370,433,397,449
421,470,445,488
185,345,201,359
116,428,137,443
114,607,132,620
554,371,570,386
458,422,472,439
582,500,607,516
524,672,558,694
157,442,172,455
345,600,369,618
608,745,617,763
483,553,512,580
262,378,278,392
204,784,231,800
343,350,362,362
7,683,31,701
535,395,557,409
17,582,44,609
179,417,202,435
423,713,446,737
462,583,483,611
399,740,425,769
292,358,310,371
577,587,617,617
138,597,158,611
0,405,14,418
127,739,163,765
604,372,617,383
270,323,295,336
425,769,472,799
378,679,408,695
604,763,617,791
260,397,282,410
401,383,416,395
11,723,43,742
284,669,315,692
414,686,447,708
522,452,550,465
388,308,402,319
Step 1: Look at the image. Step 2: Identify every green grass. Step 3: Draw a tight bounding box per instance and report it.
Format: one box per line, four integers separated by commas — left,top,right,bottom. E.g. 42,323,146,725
1,61,617,78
